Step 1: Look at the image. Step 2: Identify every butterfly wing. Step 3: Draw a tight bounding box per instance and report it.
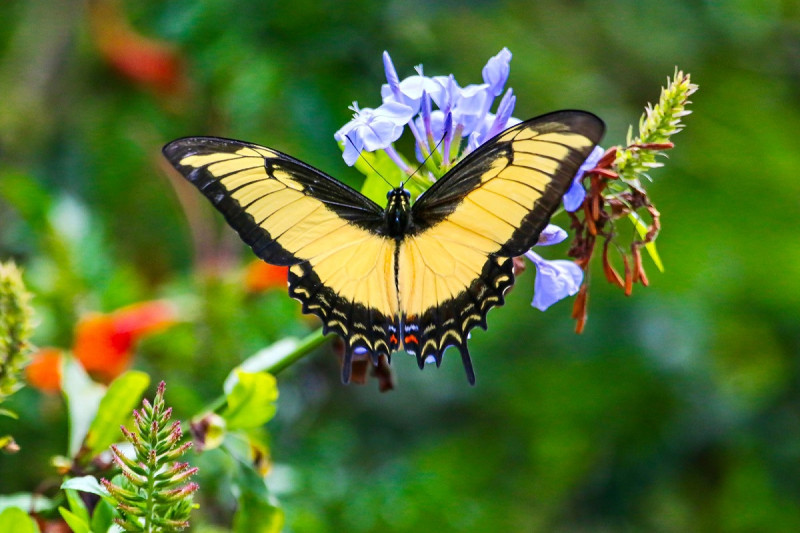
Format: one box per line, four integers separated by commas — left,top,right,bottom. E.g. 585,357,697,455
163,137,400,381
400,111,605,382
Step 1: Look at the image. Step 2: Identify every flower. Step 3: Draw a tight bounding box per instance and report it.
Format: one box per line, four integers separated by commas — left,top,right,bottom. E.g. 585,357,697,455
482,47,513,97
525,224,583,311
563,145,606,212
381,53,443,113
26,348,63,393
74,300,177,382
89,0,187,95
334,102,415,166
338,49,516,173
102,382,198,530
525,251,584,311
244,260,288,293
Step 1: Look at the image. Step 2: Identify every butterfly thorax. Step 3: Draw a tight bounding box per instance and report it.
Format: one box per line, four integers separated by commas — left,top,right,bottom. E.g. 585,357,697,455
385,187,412,239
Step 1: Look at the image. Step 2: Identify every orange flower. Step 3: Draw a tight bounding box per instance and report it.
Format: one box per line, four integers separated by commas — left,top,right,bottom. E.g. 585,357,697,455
244,261,288,293
26,348,63,393
74,300,177,383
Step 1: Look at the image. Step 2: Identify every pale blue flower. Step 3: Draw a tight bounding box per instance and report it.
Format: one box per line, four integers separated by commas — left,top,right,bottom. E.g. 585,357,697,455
523,224,582,310
482,47,512,98
537,224,568,246
430,75,490,137
525,249,583,311
563,145,605,212
381,52,443,113
467,88,519,152
334,101,415,166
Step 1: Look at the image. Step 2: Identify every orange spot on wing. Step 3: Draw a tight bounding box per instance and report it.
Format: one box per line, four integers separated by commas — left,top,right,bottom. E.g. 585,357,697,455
404,334,419,344
390,334,398,345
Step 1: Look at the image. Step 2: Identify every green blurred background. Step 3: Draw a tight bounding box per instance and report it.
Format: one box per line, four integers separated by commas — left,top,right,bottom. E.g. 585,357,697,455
2,0,800,531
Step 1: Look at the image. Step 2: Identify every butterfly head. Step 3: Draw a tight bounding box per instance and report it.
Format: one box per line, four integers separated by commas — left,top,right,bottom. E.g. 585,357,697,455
385,187,412,238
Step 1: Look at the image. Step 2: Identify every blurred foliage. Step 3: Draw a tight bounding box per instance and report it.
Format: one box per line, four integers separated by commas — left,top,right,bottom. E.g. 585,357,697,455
1,0,800,531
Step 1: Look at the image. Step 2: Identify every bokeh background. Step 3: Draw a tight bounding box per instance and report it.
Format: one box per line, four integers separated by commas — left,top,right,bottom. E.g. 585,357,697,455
2,0,800,531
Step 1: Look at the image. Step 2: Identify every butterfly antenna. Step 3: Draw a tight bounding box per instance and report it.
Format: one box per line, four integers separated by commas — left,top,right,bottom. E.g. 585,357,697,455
344,135,395,189
400,123,450,188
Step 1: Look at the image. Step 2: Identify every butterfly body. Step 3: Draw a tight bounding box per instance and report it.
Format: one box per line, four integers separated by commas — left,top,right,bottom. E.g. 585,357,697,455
384,188,413,238
164,110,605,384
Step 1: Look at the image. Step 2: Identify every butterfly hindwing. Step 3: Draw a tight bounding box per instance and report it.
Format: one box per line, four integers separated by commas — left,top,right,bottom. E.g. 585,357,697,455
163,137,400,381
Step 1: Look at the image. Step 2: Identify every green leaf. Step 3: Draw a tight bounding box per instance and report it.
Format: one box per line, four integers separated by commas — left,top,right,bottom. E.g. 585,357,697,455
0,408,18,419
0,170,53,229
64,489,90,525
232,462,284,533
628,212,665,272
62,356,107,457
90,498,116,533
350,147,410,204
0,493,54,514
58,506,91,533
223,338,299,394
61,476,110,499
0,507,39,533
85,371,150,459
222,371,278,430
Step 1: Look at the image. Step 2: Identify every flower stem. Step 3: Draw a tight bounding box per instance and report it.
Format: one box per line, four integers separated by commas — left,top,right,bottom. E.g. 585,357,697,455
203,328,331,415
268,327,330,375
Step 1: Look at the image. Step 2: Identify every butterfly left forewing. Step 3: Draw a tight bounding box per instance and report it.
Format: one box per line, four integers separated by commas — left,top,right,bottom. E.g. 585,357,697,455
163,137,400,381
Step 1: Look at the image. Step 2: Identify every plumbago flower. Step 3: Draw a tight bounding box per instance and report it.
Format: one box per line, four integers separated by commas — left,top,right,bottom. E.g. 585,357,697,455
335,50,696,332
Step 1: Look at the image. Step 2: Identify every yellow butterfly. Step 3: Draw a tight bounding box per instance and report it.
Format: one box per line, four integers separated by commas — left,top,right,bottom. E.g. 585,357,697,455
163,110,605,383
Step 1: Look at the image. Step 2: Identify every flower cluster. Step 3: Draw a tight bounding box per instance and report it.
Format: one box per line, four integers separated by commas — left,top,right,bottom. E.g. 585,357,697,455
568,69,696,331
101,381,198,532
27,300,178,391
335,49,584,311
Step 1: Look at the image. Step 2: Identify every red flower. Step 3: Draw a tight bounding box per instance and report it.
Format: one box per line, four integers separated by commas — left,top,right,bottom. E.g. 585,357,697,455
26,348,63,393
244,261,288,293
89,0,187,95
74,300,177,383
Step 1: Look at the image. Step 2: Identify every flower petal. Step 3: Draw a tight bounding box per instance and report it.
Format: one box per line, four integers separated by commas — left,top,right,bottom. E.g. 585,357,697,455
482,47,512,97
525,251,583,311
537,224,568,246
335,102,415,166
564,145,605,212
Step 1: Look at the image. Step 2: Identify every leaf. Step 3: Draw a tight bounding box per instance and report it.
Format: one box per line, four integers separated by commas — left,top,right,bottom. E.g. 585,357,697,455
90,498,116,533
232,461,284,533
0,493,54,514
628,212,665,272
61,476,110,499
0,408,19,419
222,371,278,430
350,147,410,204
0,436,14,450
85,371,150,458
62,356,107,457
58,507,91,533
0,507,39,533
64,489,90,525
223,338,298,395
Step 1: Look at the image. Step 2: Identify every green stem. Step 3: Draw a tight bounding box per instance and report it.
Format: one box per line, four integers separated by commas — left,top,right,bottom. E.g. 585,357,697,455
200,328,331,416
266,327,330,375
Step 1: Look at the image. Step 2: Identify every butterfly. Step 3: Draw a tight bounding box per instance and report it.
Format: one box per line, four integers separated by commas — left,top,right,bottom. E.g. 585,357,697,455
163,110,605,384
